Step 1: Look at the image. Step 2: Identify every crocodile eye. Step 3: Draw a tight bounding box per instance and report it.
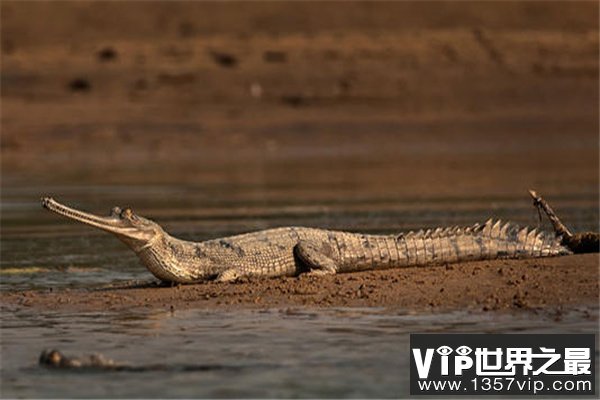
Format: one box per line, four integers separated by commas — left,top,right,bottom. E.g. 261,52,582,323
456,346,472,356
436,346,453,356
121,208,133,219
46,350,62,365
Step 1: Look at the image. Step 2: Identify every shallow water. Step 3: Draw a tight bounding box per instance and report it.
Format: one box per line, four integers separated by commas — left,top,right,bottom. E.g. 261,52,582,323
1,185,598,398
1,306,597,398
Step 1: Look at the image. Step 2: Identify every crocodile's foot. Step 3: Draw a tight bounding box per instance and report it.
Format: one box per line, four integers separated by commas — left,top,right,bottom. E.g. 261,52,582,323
215,268,244,282
294,240,339,275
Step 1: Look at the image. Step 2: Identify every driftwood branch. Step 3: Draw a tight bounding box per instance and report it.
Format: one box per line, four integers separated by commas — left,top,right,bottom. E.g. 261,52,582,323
529,189,598,254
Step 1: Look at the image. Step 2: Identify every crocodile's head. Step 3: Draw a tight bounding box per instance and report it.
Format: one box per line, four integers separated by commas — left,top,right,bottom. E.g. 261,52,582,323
41,197,164,252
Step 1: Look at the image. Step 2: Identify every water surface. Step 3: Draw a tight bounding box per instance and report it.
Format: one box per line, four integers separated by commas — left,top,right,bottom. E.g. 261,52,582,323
2,306,597,398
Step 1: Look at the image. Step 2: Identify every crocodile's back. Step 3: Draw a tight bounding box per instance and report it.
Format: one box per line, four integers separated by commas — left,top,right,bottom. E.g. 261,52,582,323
200,227,326,277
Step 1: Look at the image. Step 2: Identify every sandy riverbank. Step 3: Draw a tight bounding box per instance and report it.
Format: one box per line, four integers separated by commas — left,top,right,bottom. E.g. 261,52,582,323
2,254,597,314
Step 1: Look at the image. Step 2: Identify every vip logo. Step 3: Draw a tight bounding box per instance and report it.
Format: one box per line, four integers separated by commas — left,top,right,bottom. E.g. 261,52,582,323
412,345,591,379
413,345,474,378
410,334,595,396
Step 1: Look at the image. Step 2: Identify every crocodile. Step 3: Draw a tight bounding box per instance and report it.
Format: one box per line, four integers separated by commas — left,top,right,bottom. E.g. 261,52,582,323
39,349,239,372
40,191,597,284
39,349,120,370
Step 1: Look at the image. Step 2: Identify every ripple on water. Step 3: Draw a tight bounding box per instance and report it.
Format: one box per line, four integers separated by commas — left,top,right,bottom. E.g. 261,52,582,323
1,306,597,398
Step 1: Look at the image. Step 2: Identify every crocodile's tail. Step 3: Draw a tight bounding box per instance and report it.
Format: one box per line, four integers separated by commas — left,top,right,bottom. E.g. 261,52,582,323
529,189,599,253
380,219,571,269
473,218,571,258
415,219,570,262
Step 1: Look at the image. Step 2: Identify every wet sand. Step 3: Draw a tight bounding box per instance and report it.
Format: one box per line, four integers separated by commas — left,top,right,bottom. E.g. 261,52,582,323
2,254,597,314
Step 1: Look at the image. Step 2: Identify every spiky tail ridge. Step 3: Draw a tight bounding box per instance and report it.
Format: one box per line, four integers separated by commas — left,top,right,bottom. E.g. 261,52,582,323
395,218,571,267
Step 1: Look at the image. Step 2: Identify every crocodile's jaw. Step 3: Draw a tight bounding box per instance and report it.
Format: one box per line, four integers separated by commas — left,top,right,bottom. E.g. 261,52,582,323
41,197,159,247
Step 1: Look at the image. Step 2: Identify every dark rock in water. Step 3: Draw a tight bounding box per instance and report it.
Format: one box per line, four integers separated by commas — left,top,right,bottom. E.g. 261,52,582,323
209,50,238,68
68,78,91,92
97,47,118,62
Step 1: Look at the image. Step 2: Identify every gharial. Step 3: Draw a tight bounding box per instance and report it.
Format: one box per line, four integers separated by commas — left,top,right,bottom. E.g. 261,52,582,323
38,349,240,372
41,191,598,284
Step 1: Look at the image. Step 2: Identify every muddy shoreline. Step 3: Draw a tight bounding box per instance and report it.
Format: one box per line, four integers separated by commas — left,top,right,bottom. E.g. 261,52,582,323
2,254,597,314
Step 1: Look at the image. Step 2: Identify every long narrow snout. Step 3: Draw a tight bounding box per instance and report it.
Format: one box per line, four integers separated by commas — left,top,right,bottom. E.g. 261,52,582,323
41,197,136,236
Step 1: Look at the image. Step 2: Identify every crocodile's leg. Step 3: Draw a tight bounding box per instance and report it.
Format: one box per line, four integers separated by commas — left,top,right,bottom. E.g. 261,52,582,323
294,240,338,275
215,268,244,282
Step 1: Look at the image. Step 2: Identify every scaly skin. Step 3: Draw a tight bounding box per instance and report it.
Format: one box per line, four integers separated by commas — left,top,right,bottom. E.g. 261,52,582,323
41,195,572,284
